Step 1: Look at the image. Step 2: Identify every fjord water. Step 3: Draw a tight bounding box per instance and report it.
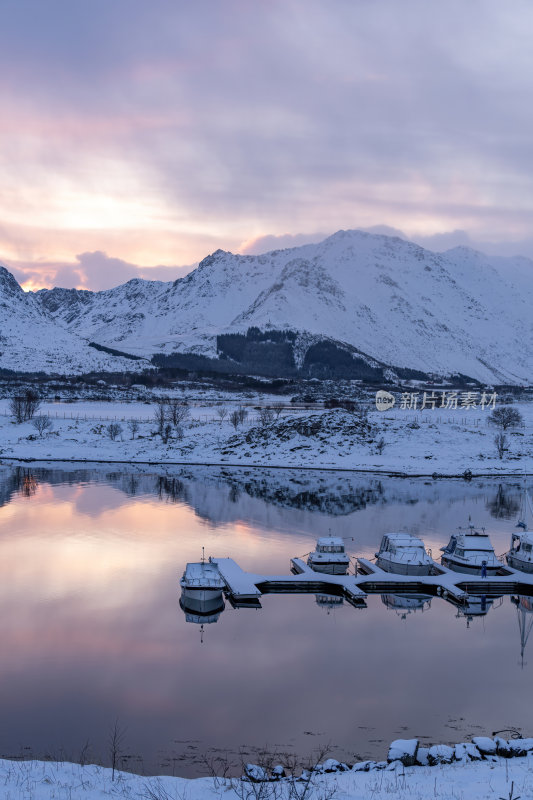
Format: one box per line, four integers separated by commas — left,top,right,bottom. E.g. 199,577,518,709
0,465,532,776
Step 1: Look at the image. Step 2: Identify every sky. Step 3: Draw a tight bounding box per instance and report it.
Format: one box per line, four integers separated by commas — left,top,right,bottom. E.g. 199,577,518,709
1,0,533,291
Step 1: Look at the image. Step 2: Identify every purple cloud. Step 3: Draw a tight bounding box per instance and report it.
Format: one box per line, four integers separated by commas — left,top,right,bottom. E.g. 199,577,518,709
0,0,532,279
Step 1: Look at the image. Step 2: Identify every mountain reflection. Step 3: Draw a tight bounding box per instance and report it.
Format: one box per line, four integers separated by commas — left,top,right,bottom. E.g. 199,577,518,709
0,465,531,529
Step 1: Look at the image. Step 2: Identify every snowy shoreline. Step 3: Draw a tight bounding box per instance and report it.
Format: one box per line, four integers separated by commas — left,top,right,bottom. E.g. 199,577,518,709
3,740,533,800
0,454,531,478
0,399,531,477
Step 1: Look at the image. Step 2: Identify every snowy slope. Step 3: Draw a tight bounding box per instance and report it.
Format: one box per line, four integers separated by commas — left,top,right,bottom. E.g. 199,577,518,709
4,230,533,381
0,267,148,374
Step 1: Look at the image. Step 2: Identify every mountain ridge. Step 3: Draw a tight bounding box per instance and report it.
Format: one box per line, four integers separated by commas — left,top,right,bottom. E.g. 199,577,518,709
1,229,531,381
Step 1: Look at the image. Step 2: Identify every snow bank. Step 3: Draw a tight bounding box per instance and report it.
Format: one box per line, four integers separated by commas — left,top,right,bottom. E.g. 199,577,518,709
2,752,533,800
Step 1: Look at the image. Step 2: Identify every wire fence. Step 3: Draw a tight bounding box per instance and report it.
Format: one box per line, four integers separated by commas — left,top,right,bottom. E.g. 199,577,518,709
0,408,497,426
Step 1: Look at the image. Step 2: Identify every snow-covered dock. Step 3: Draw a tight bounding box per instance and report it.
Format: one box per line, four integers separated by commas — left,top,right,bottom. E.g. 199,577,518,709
211,557,367,607
195,554,533,610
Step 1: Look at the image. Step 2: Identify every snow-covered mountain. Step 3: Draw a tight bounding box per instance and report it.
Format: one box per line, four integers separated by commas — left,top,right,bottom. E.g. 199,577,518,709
0,266,151,374
1,230,532,381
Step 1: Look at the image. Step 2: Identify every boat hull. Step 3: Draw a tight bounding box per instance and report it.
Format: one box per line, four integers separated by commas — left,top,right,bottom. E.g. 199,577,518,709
376,557,433,576
506,553,533,574
307,560,349,575
180,587,224,611
179,595,225,619
441,557,500,575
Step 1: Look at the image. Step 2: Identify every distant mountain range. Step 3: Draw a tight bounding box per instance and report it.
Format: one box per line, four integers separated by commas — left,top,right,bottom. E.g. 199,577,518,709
1,230,532,383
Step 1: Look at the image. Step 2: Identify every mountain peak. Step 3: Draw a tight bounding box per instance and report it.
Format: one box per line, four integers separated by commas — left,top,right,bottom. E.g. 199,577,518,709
0,265,23,297
197,249,233,270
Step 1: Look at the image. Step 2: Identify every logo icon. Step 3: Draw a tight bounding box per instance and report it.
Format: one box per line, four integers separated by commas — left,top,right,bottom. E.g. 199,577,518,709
375,390,395,412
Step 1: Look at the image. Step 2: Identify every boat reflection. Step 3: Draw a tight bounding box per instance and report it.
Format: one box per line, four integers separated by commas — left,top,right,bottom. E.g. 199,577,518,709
448,594,503,627
381,593,431,619
511,595,533,667
179,596,226,643
315,593,344,614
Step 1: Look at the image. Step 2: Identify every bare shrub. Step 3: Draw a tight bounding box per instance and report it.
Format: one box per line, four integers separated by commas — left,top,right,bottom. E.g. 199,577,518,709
128,419,140,439
109,718,125,782
161,423,172,444
153,399,167,437
168,398,190,427
230,410,241,430
227,745,337,800
489,406,523,431
258,408,274,426
273,402,284,420
495,431,507,459
107,422,122,441
32,414,52,437
24,390,41,421
237,407,248,425
9,390,41,423
216,406,228,422
9,395,25,423
231,749,284,800
375,436,385,454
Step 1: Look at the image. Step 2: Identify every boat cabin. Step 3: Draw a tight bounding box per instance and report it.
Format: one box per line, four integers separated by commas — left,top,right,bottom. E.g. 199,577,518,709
315,537,346,554
377,533,427,557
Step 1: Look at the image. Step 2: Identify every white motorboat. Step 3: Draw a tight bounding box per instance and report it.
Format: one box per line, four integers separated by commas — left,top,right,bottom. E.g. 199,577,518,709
440,525,500,575
506,488,533,573
375,532,433,575
180,557,225,612
307,537,350,574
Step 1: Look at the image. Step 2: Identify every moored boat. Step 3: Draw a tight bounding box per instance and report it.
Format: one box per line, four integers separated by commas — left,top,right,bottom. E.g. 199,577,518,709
375,532,433,575
307,537,350,574
180,557,226,612
440,525,500,575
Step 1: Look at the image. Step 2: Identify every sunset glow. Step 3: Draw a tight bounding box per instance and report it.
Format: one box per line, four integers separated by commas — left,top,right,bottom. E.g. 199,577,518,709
0,1,533,290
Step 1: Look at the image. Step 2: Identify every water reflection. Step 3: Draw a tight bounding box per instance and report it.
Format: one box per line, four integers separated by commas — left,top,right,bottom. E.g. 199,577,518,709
486,483,521,520
177,583,511,627
0,464,533,777
381,593,432,618
315,594,344,613
512,596,533,668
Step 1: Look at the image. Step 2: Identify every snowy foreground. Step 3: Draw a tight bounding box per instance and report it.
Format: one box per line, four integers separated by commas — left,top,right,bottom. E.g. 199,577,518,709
0,400,531,476
3,753,533,800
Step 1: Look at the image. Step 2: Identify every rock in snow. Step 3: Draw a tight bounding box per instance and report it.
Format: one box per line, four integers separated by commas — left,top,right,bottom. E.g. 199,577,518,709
387,738,419,766
427,744,455,765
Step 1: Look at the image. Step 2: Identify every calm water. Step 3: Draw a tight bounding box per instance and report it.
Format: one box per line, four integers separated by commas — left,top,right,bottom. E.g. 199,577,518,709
0,464,532,776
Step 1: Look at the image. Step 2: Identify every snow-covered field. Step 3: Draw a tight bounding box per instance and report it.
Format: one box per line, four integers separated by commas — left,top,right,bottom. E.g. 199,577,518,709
0,400,531,475
2,753,533,800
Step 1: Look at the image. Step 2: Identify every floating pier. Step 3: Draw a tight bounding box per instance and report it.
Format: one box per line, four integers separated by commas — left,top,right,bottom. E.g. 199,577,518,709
201,555,533,611
212,557,367,608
